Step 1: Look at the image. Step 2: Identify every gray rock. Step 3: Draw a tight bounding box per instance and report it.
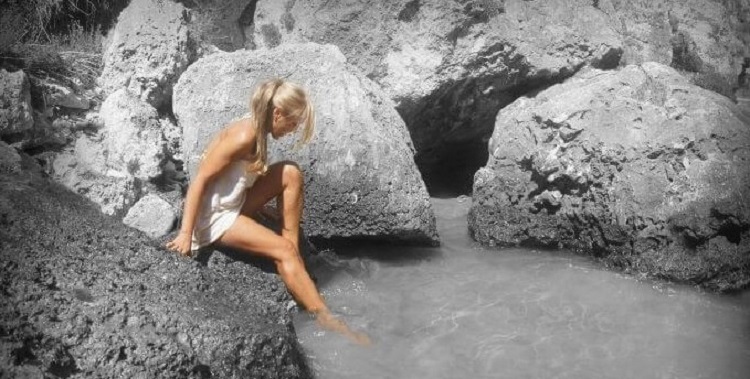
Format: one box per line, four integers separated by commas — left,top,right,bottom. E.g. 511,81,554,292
0,141,21,173
251,0,748,191
123,194,177,238
52,144,140,217
98,89,168,180
0,69,33,137
174,43,439,245
470,62,750,291
41,81,91,110
100,0,195,108
0,168,310,378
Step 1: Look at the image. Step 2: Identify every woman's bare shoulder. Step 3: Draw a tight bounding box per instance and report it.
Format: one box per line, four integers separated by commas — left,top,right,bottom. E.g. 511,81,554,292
224,118,256,149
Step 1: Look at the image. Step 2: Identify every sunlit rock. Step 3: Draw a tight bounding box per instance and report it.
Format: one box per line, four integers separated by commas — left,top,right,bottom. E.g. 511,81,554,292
174,42,439,245
99,0,195,108
470,62,750,291
0,69,33,138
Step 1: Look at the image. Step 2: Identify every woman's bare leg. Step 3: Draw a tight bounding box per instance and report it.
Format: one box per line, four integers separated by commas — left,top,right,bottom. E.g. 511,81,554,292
217,215,326,312
241,161,303,251
233,163,370,344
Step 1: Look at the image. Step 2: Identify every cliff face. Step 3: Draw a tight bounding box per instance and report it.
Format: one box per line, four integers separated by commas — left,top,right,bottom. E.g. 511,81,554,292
0,149,310,378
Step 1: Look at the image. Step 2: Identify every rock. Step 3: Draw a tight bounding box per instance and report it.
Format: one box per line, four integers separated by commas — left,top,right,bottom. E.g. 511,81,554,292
251,0,748,193
100,0,195,108
599,0,749,99
52,145,140,217
0,141,22,174
250,0,624,191
182,0,257,51
174,42,439,245
99,89,168,180
470,62,750,291
40,81,91,110
0,168,310,378
0,69,33,137
123,194,177,238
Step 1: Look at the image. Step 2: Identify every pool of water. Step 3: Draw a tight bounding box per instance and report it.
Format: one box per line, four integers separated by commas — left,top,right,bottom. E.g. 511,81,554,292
294,197,750,379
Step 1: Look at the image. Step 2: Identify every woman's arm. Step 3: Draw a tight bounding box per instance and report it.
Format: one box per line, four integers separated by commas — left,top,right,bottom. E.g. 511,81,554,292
166,124,255,256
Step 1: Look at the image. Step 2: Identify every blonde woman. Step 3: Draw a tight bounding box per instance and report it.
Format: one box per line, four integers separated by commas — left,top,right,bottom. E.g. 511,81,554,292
166,78,370,345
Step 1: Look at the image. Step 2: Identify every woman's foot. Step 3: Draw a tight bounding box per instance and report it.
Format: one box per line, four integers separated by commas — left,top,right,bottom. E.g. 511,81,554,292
316,311,372,346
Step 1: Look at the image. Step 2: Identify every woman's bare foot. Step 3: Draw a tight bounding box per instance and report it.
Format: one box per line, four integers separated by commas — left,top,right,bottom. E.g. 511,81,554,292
316,311,372,346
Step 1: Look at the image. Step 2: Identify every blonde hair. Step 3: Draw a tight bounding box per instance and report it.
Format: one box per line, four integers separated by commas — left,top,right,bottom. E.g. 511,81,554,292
248,78,316,175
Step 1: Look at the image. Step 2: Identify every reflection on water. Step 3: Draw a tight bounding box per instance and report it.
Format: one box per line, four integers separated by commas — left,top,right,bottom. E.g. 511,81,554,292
295,198,750,379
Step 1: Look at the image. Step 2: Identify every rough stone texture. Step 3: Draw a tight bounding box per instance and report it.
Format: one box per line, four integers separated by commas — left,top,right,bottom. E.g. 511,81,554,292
0,69,33,137
178,0,257,52
0,141,22,173
0,166,311,378
250,0,624,191
469,63,750,292
251,0,748,193
100,0,195,109
123,194,178,238
174,43,439,245
41,82,91,110
599,0,750,99
51,138,141,218
98,89,169,180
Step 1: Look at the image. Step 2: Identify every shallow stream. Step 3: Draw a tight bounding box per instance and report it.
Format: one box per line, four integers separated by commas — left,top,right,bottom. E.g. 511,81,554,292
294,198,750,379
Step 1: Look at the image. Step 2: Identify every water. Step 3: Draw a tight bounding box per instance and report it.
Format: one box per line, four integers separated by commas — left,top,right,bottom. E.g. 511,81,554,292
294,198,750,379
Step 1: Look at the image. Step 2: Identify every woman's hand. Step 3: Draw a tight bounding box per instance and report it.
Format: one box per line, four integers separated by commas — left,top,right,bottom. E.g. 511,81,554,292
166,231,192,257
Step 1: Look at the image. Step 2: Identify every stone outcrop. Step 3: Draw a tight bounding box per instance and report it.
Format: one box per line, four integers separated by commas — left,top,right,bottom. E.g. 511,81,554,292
100,0,195,109
174,42,439,245
250,0,749,193
0,164,310,378
469,62,750,292
123,194,178,238
50,88,179,217
250,0,624,192
0,69,33,138
599,0,749,98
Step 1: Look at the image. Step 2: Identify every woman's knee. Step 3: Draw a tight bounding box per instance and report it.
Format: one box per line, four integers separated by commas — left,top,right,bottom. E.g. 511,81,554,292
280,161,303,188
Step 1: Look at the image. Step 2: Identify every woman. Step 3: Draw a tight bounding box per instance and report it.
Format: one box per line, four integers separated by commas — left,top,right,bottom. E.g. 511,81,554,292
166,78,369,345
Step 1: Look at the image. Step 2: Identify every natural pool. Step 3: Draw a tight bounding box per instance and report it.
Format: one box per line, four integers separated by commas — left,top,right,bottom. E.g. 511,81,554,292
294,198,750,379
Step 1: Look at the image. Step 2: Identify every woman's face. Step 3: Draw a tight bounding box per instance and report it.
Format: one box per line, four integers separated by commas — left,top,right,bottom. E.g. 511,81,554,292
271,107,300,139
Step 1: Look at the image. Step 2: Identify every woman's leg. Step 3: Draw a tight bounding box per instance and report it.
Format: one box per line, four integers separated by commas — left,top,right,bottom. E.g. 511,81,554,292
240,161,303,251
217,214,326,313
217,214,370,345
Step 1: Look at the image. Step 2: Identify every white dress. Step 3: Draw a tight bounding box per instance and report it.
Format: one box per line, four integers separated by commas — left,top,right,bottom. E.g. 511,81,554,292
190,159,259,251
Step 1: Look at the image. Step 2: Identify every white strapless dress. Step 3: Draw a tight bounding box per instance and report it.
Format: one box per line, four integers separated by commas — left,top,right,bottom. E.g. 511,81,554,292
191,160,258,251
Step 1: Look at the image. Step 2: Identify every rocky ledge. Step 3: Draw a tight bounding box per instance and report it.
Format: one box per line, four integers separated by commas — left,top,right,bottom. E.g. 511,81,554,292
0,146,310,378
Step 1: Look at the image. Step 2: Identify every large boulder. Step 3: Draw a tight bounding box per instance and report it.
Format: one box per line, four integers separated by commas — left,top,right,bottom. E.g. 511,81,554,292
0,167,310,378
251,0,625,192
0,69,33,138
469,62,750,291
98,89,169,180
52,137,141,218
100,0,195,108
250,0,748,193
599,0,749,98
174,43,439,245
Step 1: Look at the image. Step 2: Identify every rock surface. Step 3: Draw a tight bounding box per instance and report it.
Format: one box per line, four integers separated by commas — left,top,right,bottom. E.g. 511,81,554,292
0,165,310,378
100,0,195,108
174,43,439,245
0,69,33,138
123,194,178,238
250,0,749,193
470,63,750,291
